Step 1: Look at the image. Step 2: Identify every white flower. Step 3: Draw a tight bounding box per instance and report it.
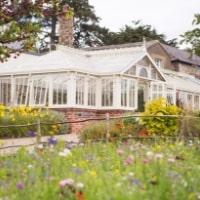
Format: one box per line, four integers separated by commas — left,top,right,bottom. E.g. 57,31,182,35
76,182,84,190
155,153,163,160
27,164,33,169
58,148,72,157
128,172,134,177
146,151,154,158
37,144,44,150
168,157,175,163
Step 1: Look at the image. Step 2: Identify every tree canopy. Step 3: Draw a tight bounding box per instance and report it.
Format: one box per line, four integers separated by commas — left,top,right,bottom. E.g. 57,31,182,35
181,14,200,56
97,21,177,47
0,0,178,61
0,0,42,62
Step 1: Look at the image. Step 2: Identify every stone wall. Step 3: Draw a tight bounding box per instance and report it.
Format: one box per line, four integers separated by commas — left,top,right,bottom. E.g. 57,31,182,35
173,62,200,78
148,43,174,71
54,108,127,134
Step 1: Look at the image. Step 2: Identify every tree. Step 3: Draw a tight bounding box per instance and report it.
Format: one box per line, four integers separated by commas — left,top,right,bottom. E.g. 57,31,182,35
39,0,101,48
181,14,200,56
97,21,177,47
0,0,42,62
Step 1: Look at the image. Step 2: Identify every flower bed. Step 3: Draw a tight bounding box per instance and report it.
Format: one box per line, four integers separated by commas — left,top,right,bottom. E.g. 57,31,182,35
0,106,68,138
0,140,199,199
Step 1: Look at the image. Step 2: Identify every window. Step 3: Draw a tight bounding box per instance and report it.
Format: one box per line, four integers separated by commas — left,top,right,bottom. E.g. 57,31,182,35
166,88,174,105
151,68,157,80
88,78,96,106
121,79,127,107
129,80,135,107
151,83,163,99
155,58,162,68
194,95,199,110
31,78,48,106
15,77,29,105
102,79,113,107
187,94,193,109
139,68,148,78
76,76,85,105
0,78,11,106
53,76,68,105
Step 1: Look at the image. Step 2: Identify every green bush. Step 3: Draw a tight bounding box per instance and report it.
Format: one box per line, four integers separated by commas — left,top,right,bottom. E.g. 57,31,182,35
0,106,68,139
141,98,182,136
80,118,140,142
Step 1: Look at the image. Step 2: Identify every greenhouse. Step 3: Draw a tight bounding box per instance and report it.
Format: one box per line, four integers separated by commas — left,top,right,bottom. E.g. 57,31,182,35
0,45,200,111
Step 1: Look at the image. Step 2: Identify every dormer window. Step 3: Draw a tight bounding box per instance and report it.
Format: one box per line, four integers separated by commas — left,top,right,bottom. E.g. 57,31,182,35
155,58,162,68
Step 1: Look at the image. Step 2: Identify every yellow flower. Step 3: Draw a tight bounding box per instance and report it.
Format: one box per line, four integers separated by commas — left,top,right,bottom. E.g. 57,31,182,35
89,170,97,178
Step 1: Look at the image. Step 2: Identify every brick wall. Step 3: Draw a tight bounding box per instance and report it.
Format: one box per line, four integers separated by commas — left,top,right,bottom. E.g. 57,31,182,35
58,5,73,47
54,108,127,134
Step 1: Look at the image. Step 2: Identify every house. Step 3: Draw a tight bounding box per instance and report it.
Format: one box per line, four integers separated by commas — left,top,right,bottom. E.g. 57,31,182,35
1,7,200,133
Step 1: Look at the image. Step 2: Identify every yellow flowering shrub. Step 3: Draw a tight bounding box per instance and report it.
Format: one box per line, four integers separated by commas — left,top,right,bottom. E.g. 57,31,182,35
0,106,68,138
141,98,182,136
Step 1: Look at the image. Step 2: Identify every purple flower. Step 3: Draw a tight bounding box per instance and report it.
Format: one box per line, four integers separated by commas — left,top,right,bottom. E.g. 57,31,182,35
16,182,24,190
48,137,57,145
26,130,36,137
71,167,82,175
132,179,140,186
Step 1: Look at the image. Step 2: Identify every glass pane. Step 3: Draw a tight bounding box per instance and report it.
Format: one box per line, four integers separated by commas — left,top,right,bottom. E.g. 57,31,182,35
102,79,113,107
129,80,135,107
15,77,29,105
76,76,85,105
121,79,127,107
0,78,11,106
88,78,96,106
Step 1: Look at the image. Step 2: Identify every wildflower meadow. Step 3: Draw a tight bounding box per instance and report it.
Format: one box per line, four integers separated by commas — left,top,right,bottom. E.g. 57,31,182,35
0,140,200,200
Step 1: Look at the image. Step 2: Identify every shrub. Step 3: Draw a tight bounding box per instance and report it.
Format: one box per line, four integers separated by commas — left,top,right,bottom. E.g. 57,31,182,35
80,118,140,142
0,106,68,139
141,98,182,136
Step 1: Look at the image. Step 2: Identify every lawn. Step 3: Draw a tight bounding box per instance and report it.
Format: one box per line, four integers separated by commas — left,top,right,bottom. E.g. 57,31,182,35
0,140,200,200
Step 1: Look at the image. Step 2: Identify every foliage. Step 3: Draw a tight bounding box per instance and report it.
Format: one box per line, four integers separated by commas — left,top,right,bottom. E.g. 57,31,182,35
141,98,182,136
0,0,42,62
98,21,177,47
0,106,68,138
80,118,139,142
181,14,200,56
36,0,101,48
0,140,200,200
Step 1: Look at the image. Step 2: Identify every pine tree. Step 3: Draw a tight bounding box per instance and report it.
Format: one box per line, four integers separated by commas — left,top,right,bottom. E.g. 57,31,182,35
0,0,42,62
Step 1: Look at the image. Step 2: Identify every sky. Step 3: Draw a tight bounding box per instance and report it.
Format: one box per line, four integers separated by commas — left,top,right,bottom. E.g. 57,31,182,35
89,0,199,41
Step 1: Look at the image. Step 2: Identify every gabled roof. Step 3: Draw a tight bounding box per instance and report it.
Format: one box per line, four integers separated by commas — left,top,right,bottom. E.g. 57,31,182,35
0,45,150,75
161,44,200,66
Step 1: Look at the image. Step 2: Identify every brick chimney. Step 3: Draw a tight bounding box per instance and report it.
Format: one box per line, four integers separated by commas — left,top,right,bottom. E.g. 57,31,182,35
58,5,74,47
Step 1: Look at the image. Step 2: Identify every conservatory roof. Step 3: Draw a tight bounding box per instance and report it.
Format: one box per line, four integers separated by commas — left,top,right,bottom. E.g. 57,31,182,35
164,70,200,94
0,45,150,75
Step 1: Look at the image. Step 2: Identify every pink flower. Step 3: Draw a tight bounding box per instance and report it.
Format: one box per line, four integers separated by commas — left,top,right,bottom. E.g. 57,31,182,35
16,182,24,190
59,178,74,188
117,149,124,156
124,155,134,166
143,158,150,164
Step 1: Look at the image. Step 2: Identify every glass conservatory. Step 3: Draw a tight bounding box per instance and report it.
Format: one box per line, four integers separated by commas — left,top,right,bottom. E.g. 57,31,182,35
0,45,200,111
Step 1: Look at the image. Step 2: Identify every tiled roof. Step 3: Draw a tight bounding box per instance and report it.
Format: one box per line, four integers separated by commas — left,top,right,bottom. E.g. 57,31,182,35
161,44,200,66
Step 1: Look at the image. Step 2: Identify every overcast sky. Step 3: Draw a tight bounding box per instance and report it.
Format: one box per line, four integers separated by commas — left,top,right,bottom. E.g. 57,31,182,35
89,0,199,41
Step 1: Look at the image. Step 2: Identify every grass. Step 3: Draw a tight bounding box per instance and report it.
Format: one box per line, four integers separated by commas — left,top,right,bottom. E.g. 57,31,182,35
0,140,200,200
